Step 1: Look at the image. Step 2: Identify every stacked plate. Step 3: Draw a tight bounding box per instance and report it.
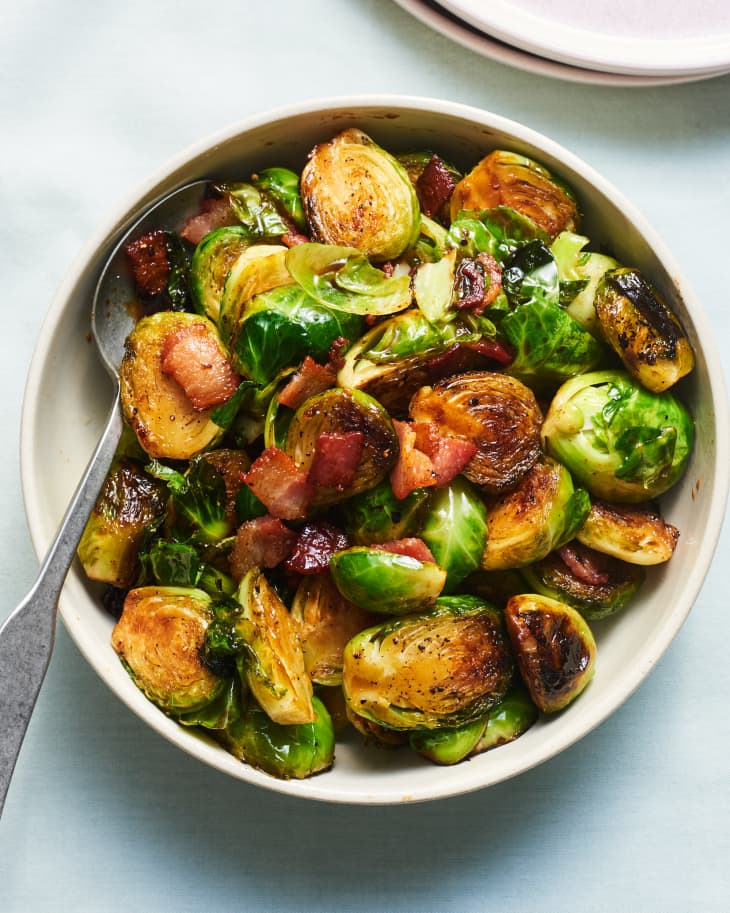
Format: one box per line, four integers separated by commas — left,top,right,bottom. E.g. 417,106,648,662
394,0,730,86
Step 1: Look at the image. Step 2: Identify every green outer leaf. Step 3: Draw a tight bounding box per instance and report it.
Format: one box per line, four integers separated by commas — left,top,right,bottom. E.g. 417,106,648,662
189,225,252,319
252,167,306,232
410,717,487,765
148,540,202,588
413,249,457,322
219,182,290,238
178,677,243,730
165,232,192,311
446,207,549,264
343,480,431,546
471,685,538,755
210,380,259,430
146,456,231,545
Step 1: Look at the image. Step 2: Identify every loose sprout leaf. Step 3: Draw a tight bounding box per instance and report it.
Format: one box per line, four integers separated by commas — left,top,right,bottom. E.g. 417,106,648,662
147,456,230,545
148,540,202,588
613,426,678,485
502,240,560,307
210,380,259,430
413,249,457,322
446,207,549,264
559,278,590,307
252,167,306,232
218,182,291,238
165,232,192,311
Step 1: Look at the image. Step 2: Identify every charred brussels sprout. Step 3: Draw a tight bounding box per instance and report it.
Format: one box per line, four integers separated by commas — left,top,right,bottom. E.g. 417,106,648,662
284,388,398,505
521,546,645,620
409,371,543,495
343,595,513,730
120,312,225,460
222,695,334,779
78,458,166,588
112,586,225,713
343,479,431,545
189,226,252,321
505,593,596,713
301,128,420,261
420,476,488,591
480,458,590,571
575,499,679,565
551,231,619,335
450,150,579,239
329,547,447,614
594,268,695,393
218,244,292,345
542,370,694,502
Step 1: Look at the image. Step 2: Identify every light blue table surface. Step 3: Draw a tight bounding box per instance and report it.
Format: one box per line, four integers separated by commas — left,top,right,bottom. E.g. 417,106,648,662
2,2,729,910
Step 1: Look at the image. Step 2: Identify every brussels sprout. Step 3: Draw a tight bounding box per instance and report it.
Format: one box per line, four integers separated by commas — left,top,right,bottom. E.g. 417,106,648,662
521,546,645,620
551,231,619,335
342,595,513,730
409,717,487,765
189,226,252,321
218,244,292,345
542,370,694,502
594,268,695,393
285,243,412,315
178,676,243,730
409,371,543,495
462,568,527,607
329,547,447,614
301,127,420,261
505,593,596,713
222,695,335,779
284,388,398,505
412,248,457,322
447,206,550,264
252,167,306,232
290,574,376,685
575,499,679,565
120,312,225,460
472,684,539,754
228,283,363,385
419,476,488,591
480,458,591,571
450,150,579,238
77,457,166,588
217,181,291,238
112,586,225,714
337,308,497,414
343,478,431,546
144,539,236,597
228,568,315,725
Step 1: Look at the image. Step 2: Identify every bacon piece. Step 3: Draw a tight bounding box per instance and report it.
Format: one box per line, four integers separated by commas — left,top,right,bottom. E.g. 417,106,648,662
477,252,503,307
328,336,349,369
125,230,169,298
281,230,310,247
229,515,297,581
454,258,486,312
390,420,437,500
411,421,477,487
557,543,611,586
277,356,337,410
161,322,240,410
180,195,238,245
466,337,514,367
374,538,436,564
243,447,313,520
381,261,395,277
415,155,456,219
307,431,365,490
284,521,350,575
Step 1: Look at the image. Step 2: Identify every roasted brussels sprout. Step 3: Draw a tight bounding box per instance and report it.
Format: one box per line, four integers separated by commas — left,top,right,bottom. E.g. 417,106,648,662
217,244,292,345
505,593,596,713
290,574,376,685
343,595,513,730
189,226,252,321
480,458,590,571
409,372,543,495
284,388,398,505
412,249,457,322
521,545,645,620
575,499,679,565
120,312,225,460
222,695,334,779
177,676,243,730
329,547,447,614
420,476,488,591
450,150,579,238
594,268,695,393
112,586,225,713
343,478,431,545
301,128,420,261
472,684,539,754
447,206,550,265
143,539,236,597
542,370,694,502
78,458,166,588
217,181,291,239
409,717,487,765
252,166,306,232
551,231,619,335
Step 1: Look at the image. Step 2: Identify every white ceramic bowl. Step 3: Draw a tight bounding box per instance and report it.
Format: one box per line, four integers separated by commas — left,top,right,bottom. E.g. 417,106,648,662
21,96,729,805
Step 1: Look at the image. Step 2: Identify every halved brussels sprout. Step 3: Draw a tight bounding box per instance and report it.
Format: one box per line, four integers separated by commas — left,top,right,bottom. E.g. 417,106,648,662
120,312,225,460
178,676,243,730
290,574,376,685
505,593,596,713
252,167,306,232
409,717,487,765
575,499,679,565
301,128,420,261
409,371,543,495
78,458,166,588
189,226,252,321
284,388,398,505
343,479,431,546
222,694,334,779
480,458,590,571
521,546,645,620
420,476,488,591
234,567,315,725
342,595,513,730
594,268,695,393
472,684,539,754
450,150,579,238
218,244,292,345
112,586,224,714
551,231,619,335
329,547,447,614
542,370,694,502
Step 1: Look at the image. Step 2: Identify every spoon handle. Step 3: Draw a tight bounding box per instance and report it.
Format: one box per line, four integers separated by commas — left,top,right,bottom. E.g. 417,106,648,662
0,394,124,816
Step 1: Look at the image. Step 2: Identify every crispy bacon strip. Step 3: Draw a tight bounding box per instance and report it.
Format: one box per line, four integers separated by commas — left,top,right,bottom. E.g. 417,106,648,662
281,231,310,247
243,447,313,520
125,230,169,298
557,543,611,586
180,195,238,245
390,420,437,500
277,356,337,410
284,521,350,575
161,323,240,410
307,431,365,490
412,421,477,486
229,515,297,581
415,154,456,219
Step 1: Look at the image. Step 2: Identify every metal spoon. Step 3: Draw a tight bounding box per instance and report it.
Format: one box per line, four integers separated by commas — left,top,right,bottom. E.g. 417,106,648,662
0,180,209,815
